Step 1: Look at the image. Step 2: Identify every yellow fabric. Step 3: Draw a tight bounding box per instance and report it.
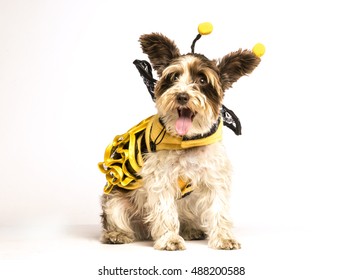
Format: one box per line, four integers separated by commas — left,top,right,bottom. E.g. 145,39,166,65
99,114,223,196
198,22,213,35
98,116,152,194
146,115,223,151
178,178,194,198
252,43,266,58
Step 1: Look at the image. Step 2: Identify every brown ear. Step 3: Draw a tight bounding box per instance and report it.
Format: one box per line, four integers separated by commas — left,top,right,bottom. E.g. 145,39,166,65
217,49,261,90
139,33,181,77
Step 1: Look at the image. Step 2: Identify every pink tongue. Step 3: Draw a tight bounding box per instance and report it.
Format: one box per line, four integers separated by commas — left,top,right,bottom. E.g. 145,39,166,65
176,117,192,136
176,109,193,136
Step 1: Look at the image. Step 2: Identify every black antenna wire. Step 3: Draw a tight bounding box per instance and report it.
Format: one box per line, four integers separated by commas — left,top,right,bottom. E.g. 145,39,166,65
190,34,202,53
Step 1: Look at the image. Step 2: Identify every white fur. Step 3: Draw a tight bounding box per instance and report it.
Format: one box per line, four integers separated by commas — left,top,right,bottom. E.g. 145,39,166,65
101,143,240,250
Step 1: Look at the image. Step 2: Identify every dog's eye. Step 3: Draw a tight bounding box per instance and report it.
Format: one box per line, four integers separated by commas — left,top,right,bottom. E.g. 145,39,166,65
172,74,179,81
199,75,207,85
167,74,179,82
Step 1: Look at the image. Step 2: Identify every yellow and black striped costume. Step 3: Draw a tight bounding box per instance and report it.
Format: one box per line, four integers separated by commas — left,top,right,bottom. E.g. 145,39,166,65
98,115,223,198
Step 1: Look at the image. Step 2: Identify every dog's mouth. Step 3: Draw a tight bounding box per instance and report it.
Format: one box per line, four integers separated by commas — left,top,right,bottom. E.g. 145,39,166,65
176,107,196,136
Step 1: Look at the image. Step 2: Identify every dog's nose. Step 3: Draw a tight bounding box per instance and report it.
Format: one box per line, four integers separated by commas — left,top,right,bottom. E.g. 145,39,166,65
176,93,189,105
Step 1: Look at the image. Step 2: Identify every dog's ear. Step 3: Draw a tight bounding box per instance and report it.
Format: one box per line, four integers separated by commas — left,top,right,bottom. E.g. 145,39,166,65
217,49,261,90
139,33,181,77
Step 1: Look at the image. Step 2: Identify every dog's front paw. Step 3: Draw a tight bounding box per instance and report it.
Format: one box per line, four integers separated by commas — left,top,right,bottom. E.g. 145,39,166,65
154,232,186,251
208,238,241,250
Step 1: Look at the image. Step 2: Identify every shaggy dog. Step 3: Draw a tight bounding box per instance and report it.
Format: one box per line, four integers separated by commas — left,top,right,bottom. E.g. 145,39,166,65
99,32,260,250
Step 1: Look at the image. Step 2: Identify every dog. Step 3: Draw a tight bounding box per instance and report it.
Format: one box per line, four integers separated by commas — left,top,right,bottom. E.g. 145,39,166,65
99,32,261,250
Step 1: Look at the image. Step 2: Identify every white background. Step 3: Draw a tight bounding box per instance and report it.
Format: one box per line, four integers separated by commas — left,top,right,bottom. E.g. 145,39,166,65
1,0,343,279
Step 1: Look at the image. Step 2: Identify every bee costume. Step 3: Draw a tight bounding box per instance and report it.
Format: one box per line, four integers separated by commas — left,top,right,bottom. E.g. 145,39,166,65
98,23,265,197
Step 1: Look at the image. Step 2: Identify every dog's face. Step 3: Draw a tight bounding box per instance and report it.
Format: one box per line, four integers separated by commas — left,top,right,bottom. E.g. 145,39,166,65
140,33,261,138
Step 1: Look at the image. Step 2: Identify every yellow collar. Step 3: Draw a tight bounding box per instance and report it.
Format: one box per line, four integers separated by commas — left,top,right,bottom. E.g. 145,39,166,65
145,115,223,152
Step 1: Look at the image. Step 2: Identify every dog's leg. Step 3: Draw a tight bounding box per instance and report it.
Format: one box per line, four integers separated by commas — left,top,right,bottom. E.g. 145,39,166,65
191,152,241,250
141,153,186,251
206,210,241,250
100,191,135,244
145,191,186,250
202,186,241,250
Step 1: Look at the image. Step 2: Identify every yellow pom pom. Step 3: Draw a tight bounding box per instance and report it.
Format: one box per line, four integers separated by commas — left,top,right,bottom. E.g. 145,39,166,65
198,22,213,35
252,43,265,57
